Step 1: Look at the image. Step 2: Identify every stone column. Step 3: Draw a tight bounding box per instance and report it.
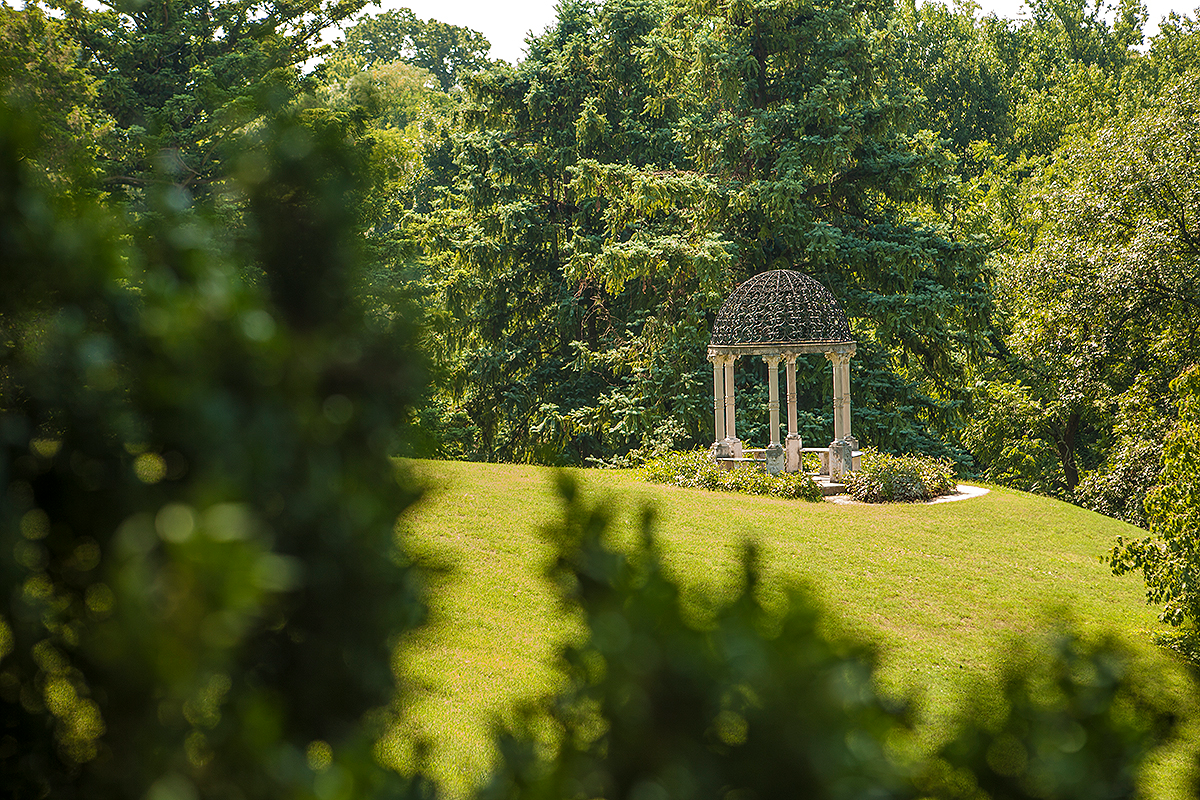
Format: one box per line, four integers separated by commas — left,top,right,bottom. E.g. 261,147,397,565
785,356,798,439
763,355,784,474
763,355,782,447
723,356,742,457
711,356,725,445
825,352,855,479
784,355,802,472
841,353,857,452
826,352,844,442
710,356,731,459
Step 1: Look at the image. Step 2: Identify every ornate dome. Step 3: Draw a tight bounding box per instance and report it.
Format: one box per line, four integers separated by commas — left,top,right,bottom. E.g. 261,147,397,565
710,270,852,348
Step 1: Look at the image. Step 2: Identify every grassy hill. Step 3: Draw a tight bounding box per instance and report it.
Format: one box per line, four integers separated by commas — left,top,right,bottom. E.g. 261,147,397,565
384,460,1185,798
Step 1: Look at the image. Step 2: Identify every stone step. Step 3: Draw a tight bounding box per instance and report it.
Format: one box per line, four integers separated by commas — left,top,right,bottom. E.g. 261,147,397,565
812,478,848,496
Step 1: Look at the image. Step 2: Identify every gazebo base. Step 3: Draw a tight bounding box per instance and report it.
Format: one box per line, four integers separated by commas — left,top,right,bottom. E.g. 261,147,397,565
715,445,860,483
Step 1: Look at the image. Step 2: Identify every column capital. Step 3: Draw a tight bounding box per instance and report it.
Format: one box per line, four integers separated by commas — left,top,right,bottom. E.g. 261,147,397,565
762,353,782,367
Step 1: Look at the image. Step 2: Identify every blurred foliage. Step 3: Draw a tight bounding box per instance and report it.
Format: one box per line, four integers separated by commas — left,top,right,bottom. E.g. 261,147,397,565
639,450,823,501
484,474,920,800
483,475,1197,800
845,450,957,503
923,628,1192,800
0,91,429,797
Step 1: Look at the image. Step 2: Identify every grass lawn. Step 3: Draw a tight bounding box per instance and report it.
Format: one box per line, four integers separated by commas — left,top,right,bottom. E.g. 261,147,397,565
383,459,1189,798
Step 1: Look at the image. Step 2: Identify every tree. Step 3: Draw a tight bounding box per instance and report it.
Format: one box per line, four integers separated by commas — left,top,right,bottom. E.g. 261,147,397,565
417,0,710,464
331,8,492,90
1111,366,1200,661
893,1,1016,173
323,60,451,131
0,94,428,796
419,0,995,465
967,66,1200,509
0,3,110,185
46,0,368,202
632,0,993,455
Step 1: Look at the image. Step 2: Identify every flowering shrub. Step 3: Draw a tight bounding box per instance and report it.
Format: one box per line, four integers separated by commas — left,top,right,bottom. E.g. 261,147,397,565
846,450,957,502
640,450,823,502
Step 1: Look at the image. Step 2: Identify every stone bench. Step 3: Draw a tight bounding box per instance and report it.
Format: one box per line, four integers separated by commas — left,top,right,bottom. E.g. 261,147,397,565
716,454,765,471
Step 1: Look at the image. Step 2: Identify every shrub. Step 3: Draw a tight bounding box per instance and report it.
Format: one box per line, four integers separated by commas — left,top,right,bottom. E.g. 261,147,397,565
1,102,426,798
640,450,823,502
846,450,957,503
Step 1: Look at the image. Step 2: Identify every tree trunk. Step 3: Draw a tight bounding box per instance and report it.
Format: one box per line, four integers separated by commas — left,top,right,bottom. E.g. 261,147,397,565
1052,411,1080,492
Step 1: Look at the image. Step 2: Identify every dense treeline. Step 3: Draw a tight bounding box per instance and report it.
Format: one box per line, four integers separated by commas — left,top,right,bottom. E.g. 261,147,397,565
4,0,1198,523
4,0,1200,795
334,0,1200,536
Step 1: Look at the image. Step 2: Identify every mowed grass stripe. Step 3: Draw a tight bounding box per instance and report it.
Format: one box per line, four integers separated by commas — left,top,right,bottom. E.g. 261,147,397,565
387,460,1166,798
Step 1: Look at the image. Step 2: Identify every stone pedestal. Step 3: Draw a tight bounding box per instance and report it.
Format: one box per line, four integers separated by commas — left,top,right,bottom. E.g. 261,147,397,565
829,439,853,481
765,443,785,475
785,433,803,473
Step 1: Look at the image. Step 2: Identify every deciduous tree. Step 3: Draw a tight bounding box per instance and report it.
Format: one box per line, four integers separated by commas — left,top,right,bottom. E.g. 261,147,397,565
332,8,491,90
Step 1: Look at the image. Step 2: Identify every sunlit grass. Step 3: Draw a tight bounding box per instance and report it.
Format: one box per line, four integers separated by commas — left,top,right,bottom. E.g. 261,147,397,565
388,460,1175,798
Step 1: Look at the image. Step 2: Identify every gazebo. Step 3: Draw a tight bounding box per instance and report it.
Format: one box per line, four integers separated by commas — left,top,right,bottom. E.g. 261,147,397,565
708,269,859,479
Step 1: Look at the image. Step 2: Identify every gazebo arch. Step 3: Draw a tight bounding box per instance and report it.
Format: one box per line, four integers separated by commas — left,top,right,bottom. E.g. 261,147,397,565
707,270,859,479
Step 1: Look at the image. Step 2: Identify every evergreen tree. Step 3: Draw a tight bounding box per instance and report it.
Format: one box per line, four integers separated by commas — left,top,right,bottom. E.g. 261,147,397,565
421,0,993,464
47,0,367,202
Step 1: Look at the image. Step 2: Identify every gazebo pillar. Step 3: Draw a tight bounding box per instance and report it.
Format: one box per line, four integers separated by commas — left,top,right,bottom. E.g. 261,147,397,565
763,355,784,474
784,355,802,472
827,352,843,441
841,353,857,451
826,351,855,479
710,355,726,454
722,356,742,457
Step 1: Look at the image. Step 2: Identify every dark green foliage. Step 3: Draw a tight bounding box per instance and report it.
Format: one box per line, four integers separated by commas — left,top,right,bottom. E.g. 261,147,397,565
643,0,994,438
484,476,1195,800
639,449,823,501
419,0,710,465
420,0,994,466
845,450,957,503
0,98,428,798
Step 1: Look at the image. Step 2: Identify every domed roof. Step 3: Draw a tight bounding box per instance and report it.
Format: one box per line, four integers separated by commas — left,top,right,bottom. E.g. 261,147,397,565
710,269,852,348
